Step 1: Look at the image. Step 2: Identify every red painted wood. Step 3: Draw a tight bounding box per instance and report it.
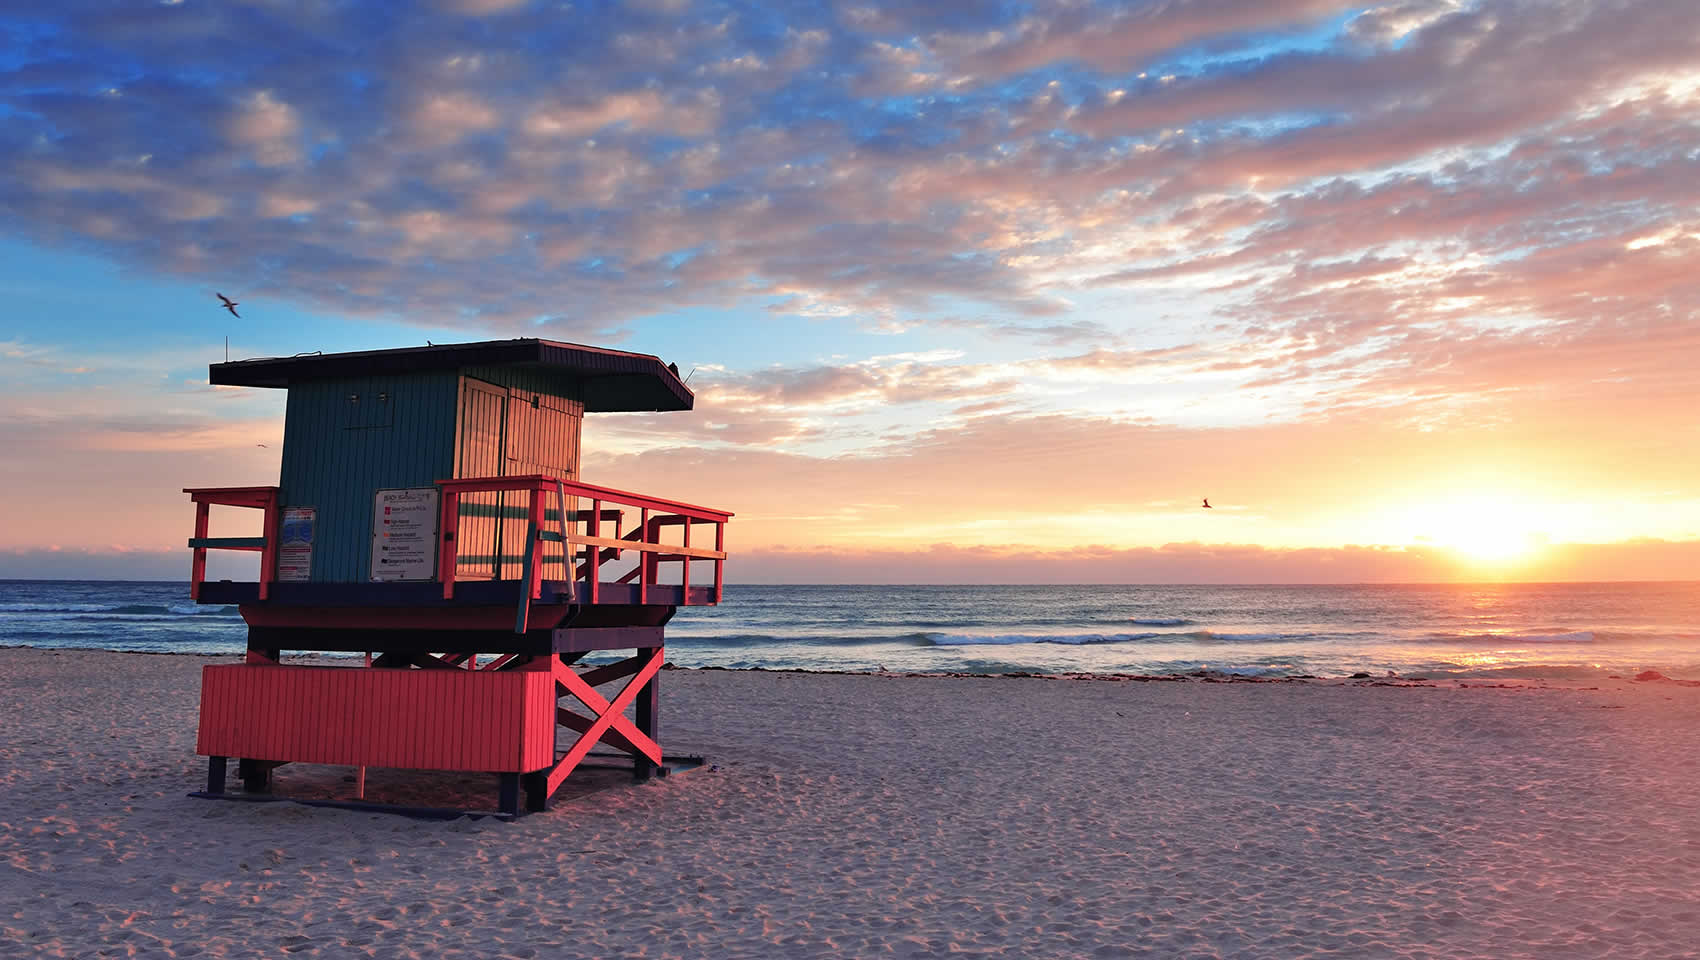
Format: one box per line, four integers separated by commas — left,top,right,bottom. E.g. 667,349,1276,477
439,489,460,599
494,672,515,772
516,674,534,772
452,667,471,771
184,486,279,508
349,667,369,767
528,670,556,771
438,475,731,522
196,665,544,772
715,523,725,602
528,489,544,601
681,518,691,599
403,669,422,769
237,605,576,631
258,499,278,601
281,667,299,766
588,498,601,605
547,649,664,795
228,664,244,758
195,666,216,754
371,671,393,769
638,508,650,605
499,671,517,769
183,487,279,603
253,662,275,762
190,502,210,602
472,669,491,771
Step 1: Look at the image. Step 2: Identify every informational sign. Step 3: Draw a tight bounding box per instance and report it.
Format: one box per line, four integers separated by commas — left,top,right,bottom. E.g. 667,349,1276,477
371,487,440,581
277,506,315,582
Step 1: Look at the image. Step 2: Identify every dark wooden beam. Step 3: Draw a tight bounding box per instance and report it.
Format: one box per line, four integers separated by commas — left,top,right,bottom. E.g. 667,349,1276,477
574,655,644,689
556,707,641,755
635,650,660,782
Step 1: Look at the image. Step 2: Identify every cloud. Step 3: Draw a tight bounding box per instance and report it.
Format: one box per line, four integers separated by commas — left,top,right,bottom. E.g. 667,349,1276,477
922,0,1360,81
2,0,1698,575
226,90,302,165
2,0,1692,346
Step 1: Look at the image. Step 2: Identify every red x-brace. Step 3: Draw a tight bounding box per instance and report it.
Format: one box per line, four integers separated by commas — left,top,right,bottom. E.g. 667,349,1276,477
547,648,664,796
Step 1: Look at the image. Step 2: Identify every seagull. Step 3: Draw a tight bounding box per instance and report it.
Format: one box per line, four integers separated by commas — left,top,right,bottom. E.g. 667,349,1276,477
216,293,240,318
1202,498,1213,509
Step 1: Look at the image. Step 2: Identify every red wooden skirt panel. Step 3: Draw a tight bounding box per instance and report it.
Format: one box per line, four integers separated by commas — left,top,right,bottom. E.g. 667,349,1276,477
197,665,555,773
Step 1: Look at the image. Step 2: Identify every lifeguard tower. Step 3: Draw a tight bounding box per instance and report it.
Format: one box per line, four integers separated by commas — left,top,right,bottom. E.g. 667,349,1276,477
183,339,731,817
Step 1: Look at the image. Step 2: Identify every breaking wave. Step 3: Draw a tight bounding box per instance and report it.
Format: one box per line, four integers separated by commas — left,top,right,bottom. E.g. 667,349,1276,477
0,602,240,617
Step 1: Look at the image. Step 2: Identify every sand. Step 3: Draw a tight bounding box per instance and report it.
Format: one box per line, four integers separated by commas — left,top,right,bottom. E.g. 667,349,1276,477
2,648,1699,959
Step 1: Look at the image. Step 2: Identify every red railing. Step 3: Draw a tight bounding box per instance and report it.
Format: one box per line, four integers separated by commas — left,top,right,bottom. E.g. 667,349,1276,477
184,477,729,623
184,486,279,601
438,475,730,628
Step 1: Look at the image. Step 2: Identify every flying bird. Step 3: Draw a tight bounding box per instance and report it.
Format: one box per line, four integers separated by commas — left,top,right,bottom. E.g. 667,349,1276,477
1202,498,1212,509
216,293,240,318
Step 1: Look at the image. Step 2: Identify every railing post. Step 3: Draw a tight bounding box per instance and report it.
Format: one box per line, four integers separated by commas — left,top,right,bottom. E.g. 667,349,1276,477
681,517,691,604
714,521,725,603
639,508,650,606
589,498,601,605
439,488,460,599
555,479,570,583
190,500,210,601
257,492,278,601
528,485,545,601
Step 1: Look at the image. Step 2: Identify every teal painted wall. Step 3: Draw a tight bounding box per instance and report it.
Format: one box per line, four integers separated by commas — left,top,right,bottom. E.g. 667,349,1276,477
278,372,460,583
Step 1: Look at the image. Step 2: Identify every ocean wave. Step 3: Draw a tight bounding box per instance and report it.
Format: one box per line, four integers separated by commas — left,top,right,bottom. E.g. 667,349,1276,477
667,632,939,649
1416,630,1597,645
1130,617,1194,626
0,602,240,618
0,602,118,613
924,630,1321,646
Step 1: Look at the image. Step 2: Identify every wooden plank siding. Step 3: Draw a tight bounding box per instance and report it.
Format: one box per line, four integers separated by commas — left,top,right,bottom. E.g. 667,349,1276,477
453,373,584,582
454,378,507,582
197,664,555,773
278,372,460,583
275,367,584,586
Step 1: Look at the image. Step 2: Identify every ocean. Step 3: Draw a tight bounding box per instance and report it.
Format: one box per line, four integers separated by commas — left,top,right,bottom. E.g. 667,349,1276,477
4,580,1698,681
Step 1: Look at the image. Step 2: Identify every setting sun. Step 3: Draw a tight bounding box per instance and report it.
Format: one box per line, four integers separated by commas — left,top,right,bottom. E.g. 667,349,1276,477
1409,498,1547,568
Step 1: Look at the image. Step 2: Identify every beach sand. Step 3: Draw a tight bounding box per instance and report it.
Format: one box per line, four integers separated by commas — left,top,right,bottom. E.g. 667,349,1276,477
2,648,1699,959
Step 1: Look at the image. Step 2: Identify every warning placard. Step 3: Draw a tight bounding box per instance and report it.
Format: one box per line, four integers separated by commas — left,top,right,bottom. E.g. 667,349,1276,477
277,506,314,582
370,488,439,581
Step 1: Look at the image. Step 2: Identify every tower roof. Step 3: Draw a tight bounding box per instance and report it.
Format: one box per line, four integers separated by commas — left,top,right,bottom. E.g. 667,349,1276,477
209,338,693,412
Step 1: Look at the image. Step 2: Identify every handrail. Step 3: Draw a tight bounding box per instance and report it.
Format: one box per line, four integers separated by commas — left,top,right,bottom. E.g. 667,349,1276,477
181,476,728,617
436,476,732,521
183,486,280,601
436,475,731,622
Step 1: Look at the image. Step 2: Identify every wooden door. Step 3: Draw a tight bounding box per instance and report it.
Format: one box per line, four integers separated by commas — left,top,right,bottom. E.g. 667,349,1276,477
455,379,506,581
504,389,583,579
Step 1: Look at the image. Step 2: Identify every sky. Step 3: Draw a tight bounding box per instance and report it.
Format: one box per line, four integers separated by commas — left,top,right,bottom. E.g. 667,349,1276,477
1,0,1698,583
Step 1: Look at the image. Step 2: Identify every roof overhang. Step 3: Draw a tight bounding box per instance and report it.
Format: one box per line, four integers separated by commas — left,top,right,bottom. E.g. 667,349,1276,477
209,339,693,412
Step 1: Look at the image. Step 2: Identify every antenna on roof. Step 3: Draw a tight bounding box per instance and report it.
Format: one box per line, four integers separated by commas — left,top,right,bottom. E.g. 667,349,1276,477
684,367,696,384
225,336,228,363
